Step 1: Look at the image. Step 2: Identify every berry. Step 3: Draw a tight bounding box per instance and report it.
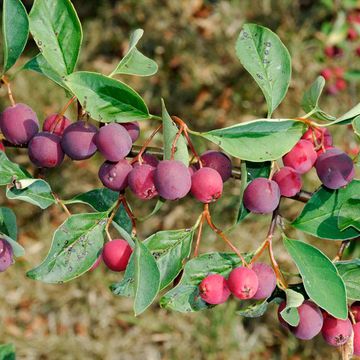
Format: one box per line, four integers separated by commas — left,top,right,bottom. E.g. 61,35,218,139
316,145,334,157
227,267,259,300
347,27,358,41
90,255,102,271
327,84,339,96
142,153,159,167
356,47,360,57
0,141,5,152
43,114,71,136
282,140,317,174
191,167,223,203
324,45,343,58
128,164,158,200
321,316,353,346
301,128,333,148
154,160,191,200
199,150,232,182
28,132,64,168
315,148,355,189
102,239,132,272
273,167,302,197
354,323,360,356
0,239,13,272
251,263,277,300
277,301,290,329
335,78,347,91
199,274,231,305
320,68,333,81
122,122,140,143
243,178,280,214
333,67,345,78
98,159,132,191
351,301,360,322
0,103,39,145
61,121,98,160
95,123,132,162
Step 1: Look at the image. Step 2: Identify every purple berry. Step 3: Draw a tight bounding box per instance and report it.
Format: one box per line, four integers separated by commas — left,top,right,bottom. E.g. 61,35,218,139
98,159,132,191
154,160,191,200
0,239,13,272
354,323,360,356
122,122,140,143
28,132,64,168
128,164,158,200
251,263,276,300
95,123,132,162
322,316,353,346
0,104,39,145
282,140,317,174
199,150,232,182
43,114,71,136
199,274,231,305
243,178,281,214
61,121,98,160
227,267,259,300
273,167,302,197
315,148,355,189
191,167,223,203
301,128,333,148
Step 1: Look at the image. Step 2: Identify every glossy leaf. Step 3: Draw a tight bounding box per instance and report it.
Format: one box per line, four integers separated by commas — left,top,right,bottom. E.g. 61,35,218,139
336,259,360,301
292,180,360,240
338,195,360,231
280,289,304,326
29,0,82,75
65,72,150,122
0,152,31,186
27,212,108,283
236,24,291,117
198,119,306,162
2,0,29,73
283,237,347,320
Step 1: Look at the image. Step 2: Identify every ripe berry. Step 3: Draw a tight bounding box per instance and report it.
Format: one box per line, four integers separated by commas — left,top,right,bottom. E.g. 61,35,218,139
122,122,140,143
333,67,345,78
327,84,339,96
28,132,64,168
351,301,360,322
199,150,232,182
301,128,333,148
61,121,98,160
324,45,343,58
320,68,333,81
227,267,259,300
347,27,358,41
0,104,39,145
243,178,280,214
335,78,347,91
0,141,5,152
354,323,360,356
199,274,231,305
98,159,132,191
321,316,353,346
273,167,302,197
128,164,158,200
315,148,355,189
282,140,317,174
316,145,334,157
102,239,132,272
43,114,71,136
251,263,276,300
356,47,360,57
154,160,191,200
191,167,223,203
95,123,132,162
0,239,13,272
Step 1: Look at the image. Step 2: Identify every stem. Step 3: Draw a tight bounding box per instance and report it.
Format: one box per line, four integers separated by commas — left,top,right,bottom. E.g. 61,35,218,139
170,123,185,160
120,195,137,237
194,212,205,257
50,95,76,133
333,240,351,262
105,195,123,241
52,192,71,216
1,76,16,106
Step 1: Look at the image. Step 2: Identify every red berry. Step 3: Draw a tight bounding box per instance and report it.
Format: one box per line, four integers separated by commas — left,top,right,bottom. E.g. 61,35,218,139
227,267,259,300
199,274,231,305
321,316,353,346
301,127,333,148
128,164,158,200
102,239,132,272
351,301,360,323
335,78,347,91
43,114,71,136
320,68,333,81
191,167,223,203
273,167,302,197
282,140,317,174
0,141,5,152
90,255,102,271
347,27,358,41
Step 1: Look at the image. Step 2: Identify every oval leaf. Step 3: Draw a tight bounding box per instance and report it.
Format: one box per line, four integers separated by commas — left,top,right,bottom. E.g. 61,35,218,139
0,344,15,360
338,195,360,231
0,152,31,185
280,289,304,326
0,207,17,240
353,115,360,137
336,260,360,301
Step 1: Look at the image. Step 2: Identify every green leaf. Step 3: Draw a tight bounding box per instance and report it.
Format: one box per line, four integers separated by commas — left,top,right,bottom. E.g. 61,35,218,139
301,76,335,121
1,233,24,257
138,198,165,221
338,195,360,231
65,188,132,234
334,102,360,125
0,343,15,360
0,207,17,240
198,119,306,162
236,299,269,318
353,115,360,137
6,178,55,209
23,54,70,90
29,0,82,75
2,0,29,73
27,212,107,283
110,253,135,297
235,24,291,117
283,237,347,319
161,100,189,165
133,238,160,316
111,29,158,77
65,71,150,122
336,259,360,301
0,152,31,185
292,180,360,240
280,289,304,326
344,70,360,82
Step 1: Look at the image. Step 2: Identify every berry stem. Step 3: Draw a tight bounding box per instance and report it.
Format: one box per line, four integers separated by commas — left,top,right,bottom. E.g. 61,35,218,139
194,212,205,257
50,95,77,133
1,76,16,106
333,240,351,262
120,195,137,237
52,192,71,217
170,122,185,160
105,195,123,241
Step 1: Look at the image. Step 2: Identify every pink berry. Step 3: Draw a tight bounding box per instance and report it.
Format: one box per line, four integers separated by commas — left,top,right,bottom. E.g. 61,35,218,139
191,167,223,203
347,28,358,41
98,159,132,191
301,128,333,148
122,122,140,143
128,164,158,200
320,68,333,81
199,274,231,305
333,67,345,78
282,140,317,174
227,267,259,300
199,150,232,182
322,316,353,346
102,239,132,272
354,323,360,356
0,239,13,272
273,167,302,197
251,263,276,300
327,84,339,96
43,114,71,136
335,78,347,91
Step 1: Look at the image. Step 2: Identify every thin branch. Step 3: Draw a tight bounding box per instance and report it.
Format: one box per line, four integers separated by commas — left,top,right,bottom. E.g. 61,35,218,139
1,76,16,106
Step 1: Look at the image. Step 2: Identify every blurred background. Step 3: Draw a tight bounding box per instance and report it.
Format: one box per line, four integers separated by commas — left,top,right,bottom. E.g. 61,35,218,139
0,0,360,359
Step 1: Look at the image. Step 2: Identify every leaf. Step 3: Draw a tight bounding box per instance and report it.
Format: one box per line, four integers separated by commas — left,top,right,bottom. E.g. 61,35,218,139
198,119,306,162
161,100,189,165
0,343,15,360
336,259,360,301
111,29,158,77
283,237,347,319
2,0,29,73
110,254,135,297
292,180,360,240
235,23,291,117
27,212,107,283
353,115,360,137
66,188,132,234
301,76,335,121
344,70,360,82
65,71,150,122
137,198,165,221
1,233,24,258
280,289,304,326
334,102,360,125
133,238,160,316
236,299,269,318
0,151,31,185
6,178,55,209
338,195,360,231
0,207,17,240
29,0,82,75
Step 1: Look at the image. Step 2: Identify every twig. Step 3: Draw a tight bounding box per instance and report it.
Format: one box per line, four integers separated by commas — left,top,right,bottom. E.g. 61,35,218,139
120,195,137,237
333,240,351,262
52,192,71,216
1,76,16,106
194,212,205,257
